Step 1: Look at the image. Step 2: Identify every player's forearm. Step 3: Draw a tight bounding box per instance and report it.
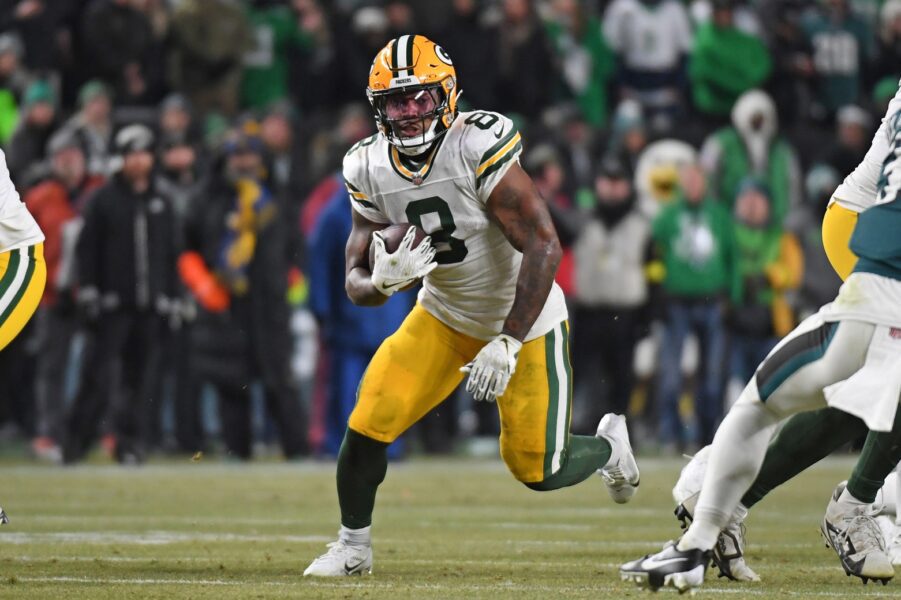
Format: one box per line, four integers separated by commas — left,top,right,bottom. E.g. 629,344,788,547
501,237,561,341
346,267,389,306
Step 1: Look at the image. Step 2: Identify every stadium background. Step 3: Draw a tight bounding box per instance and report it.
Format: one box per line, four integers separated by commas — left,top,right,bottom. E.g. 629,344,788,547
0,0,895,462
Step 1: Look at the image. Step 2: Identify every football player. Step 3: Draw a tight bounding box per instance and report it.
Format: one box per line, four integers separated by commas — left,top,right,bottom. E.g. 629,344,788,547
649,80,901,586
0,148,47,524
620,82,901,592
304,35,639,577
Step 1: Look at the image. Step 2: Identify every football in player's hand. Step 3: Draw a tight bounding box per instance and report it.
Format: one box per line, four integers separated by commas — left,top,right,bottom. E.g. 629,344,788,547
368,223,429,270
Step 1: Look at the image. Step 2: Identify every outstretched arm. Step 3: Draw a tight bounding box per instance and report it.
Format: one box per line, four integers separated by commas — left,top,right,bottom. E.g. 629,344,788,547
486,162,562,341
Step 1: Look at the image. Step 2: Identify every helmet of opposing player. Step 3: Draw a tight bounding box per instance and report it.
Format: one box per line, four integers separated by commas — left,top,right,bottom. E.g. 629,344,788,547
367,34,460,155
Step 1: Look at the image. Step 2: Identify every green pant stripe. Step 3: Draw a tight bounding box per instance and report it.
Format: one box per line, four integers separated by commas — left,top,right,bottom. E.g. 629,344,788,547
0,248,35,326
0,249,22,300
543,327,559,478
560,322,573,446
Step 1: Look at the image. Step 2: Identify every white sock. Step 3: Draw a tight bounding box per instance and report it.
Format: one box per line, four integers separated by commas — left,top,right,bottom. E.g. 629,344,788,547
339,525,371,547
896,467,901,527
837,487,869,508
678,390,780,552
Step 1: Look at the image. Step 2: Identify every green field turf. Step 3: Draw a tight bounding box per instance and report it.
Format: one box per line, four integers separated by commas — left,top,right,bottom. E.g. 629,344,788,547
0,455,896,599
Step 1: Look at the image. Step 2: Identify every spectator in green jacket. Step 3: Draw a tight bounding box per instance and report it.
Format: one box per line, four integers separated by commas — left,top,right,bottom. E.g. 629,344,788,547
727,178,803,386
700,89,802,227
652,163,734,449
689,0,771,124
544,0,615,127
241,0,311,111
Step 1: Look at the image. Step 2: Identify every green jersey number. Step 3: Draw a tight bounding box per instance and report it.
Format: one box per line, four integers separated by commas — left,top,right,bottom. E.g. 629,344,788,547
405,197,468,265
464,112,499,130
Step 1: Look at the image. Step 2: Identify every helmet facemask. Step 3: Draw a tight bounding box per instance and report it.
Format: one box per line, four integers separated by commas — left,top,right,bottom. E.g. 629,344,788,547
368,83,451,156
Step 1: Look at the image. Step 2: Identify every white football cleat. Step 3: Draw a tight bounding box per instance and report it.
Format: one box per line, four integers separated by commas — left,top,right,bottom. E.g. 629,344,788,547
304,539,372,577
596,413,640,504
0,507,7,525
821,483,894,585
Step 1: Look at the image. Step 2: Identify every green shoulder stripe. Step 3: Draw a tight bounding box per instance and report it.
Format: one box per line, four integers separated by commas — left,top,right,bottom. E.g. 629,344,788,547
476,141,522,189
478,127,519,168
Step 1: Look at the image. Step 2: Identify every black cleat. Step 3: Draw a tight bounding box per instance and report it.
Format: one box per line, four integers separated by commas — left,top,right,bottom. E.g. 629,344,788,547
620,541,711,593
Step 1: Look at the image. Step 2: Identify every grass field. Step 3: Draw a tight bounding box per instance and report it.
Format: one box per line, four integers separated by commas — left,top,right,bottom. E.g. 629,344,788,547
0,455,896,599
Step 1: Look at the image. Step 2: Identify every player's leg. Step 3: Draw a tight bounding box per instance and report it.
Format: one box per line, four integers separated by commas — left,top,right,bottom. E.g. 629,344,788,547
741,408,868,508
0,244,46,351
496,322,638,500
305,305,481,576
819,410,901,583
622,316,870,592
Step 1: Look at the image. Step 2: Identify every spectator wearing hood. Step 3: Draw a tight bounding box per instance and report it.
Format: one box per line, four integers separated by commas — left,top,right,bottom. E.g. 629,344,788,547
24,129,104,462
688,0,772,126
6,80,57,185
819,104,872,177
65,123,178,464
700,89,802,227
570,156,653,426
179,124,307,459
59,80,114,177
726,178,803,386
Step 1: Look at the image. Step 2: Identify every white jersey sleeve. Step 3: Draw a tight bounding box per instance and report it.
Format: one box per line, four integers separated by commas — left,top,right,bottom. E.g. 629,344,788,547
0,149,44,253
459,112,523,203
342,134,390,224
831,78,901,213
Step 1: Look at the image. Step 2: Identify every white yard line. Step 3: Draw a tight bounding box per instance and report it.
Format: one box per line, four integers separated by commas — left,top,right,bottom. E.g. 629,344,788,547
11,576,897,597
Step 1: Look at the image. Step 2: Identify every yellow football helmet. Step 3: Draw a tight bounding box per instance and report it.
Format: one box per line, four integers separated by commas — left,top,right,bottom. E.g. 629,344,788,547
367,34,460,154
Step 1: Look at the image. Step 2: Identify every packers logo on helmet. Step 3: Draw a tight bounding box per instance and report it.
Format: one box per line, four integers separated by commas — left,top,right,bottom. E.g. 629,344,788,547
367,34,460,154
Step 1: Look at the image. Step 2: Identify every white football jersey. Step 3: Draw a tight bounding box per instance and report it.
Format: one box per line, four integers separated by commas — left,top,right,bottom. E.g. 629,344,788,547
831,78,901,213
0,149,43,253
343,110,567,341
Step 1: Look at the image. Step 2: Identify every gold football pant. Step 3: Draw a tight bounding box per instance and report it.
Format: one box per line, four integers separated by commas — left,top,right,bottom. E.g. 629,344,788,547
349,304,572,483
0,244,46,352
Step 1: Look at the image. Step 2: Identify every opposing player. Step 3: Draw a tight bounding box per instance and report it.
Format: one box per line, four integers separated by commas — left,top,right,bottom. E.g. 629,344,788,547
0,148,47,524
620,97,901,592
642,80,901,586
304,35,639,577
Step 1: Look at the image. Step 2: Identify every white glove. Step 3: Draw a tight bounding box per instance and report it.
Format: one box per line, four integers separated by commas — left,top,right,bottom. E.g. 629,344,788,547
460,334,522,402
370,226,438,297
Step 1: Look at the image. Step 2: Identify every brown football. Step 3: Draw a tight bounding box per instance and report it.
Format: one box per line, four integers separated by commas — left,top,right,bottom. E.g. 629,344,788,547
369,223,429,277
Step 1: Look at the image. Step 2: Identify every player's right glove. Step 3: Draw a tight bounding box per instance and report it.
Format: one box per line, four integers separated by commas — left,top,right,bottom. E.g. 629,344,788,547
370,226,437,297
461,334,522,402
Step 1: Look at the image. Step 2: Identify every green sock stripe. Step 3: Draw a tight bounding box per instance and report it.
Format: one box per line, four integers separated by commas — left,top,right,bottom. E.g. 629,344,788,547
543,327,559,479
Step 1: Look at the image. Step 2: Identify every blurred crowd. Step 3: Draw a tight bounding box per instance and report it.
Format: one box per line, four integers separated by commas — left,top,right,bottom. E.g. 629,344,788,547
0,0,893,462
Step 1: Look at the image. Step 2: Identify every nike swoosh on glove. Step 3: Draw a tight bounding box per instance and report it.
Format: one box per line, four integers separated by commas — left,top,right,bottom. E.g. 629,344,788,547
460,334,522,401
370,226,438,297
